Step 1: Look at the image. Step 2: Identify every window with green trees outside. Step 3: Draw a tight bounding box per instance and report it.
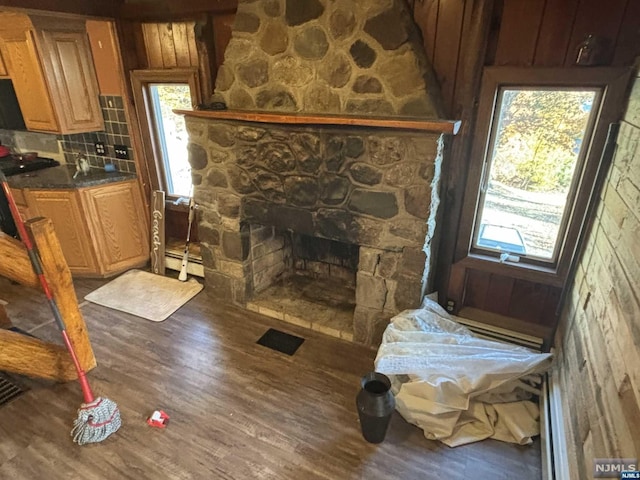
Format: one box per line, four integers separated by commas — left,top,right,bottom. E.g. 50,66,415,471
473,87,599,262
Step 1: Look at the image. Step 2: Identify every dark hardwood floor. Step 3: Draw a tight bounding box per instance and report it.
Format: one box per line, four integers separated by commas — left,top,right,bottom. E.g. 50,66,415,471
0,276,542,479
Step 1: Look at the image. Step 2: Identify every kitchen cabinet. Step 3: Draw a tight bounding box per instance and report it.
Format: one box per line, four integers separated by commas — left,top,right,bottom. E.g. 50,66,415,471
80,182,149,276
20,179,149,277
9,188,33,225
0,13,104,134
0,50,7,77
26,189,98,275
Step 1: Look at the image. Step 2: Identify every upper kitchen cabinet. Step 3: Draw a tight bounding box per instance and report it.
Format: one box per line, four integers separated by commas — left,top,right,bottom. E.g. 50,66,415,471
0,13,104,134
0,50,7,78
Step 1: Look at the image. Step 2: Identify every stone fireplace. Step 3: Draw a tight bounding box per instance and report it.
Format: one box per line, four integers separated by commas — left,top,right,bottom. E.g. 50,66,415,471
183,0,454,345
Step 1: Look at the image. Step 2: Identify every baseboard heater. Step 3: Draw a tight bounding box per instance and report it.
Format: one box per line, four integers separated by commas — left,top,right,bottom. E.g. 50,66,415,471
455,317,544,351
164,251,205,278
541,363,571,480
453,318,565,479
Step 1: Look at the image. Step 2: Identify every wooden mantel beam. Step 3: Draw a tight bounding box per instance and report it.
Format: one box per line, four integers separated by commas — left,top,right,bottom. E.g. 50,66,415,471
175,109,462,135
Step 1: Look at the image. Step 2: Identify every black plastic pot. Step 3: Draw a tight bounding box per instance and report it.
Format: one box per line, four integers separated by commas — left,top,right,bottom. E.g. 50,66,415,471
356,372,395,443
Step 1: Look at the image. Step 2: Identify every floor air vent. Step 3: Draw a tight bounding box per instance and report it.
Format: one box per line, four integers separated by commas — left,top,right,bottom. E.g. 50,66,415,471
257,328,305,356
0,374,26,408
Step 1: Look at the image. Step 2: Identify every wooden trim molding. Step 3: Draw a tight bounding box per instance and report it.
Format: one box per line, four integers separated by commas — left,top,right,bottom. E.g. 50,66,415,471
174,109,462,134
119,0,238,21
0,1,118,18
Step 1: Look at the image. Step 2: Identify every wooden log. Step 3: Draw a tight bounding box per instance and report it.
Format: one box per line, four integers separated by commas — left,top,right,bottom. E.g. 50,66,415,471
0,329,76,381
26,218,96,373
0,232,39,289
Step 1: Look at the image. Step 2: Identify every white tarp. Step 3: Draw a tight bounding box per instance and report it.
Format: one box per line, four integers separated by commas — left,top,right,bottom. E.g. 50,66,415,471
374,298,553,447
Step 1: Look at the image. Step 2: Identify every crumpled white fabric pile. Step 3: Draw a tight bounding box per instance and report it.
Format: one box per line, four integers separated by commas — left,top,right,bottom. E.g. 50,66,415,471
374,298,553,447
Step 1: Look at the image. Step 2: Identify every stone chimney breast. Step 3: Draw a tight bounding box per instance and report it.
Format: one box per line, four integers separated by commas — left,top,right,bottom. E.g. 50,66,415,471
214,0,442,118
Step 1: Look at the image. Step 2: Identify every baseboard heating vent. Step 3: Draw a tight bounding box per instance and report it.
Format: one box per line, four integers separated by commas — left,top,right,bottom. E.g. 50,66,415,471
455,317,544,351
164,252,204,278
541,364,571,480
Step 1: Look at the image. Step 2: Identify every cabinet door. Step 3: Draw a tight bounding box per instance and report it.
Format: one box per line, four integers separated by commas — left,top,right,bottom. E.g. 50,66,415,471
81,181,149,275
26,190,99,274
0,31,59,132
38,29,104,133
9,188,32,222
0,50,8,77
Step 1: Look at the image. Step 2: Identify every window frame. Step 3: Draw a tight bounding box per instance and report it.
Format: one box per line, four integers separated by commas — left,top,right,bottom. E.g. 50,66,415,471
471,85,602,265
455,67,630,284
131,68,201,202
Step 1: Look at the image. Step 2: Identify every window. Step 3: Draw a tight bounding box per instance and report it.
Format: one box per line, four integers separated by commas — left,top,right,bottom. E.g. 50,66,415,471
131,68,201,200
147,83,192,197
457,67,630,280
473,87,600,262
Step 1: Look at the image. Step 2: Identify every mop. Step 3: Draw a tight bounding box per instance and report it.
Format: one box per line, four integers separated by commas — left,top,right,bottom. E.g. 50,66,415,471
0,171,121,445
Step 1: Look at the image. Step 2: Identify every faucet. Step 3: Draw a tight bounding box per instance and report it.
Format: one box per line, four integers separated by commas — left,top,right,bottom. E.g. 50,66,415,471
73,153,91,179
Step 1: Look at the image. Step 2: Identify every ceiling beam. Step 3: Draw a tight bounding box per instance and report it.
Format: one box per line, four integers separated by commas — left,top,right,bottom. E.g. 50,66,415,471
118,0,237,21
0,0,120,18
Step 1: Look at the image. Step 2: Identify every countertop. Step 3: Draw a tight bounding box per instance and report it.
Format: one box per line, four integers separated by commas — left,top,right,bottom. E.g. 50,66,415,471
6,165,137,189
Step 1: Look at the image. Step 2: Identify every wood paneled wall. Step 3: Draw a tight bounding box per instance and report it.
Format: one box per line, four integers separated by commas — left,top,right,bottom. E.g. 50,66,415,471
142,22,199,69
412,0,640,115
133,16,232,98
211,12,234,70
554,68,640,478
413,0,466,116
494,0,636,68
464,269,561,327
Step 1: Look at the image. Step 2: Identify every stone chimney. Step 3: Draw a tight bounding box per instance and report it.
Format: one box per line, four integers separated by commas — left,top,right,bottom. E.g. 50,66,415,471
212,0,442,117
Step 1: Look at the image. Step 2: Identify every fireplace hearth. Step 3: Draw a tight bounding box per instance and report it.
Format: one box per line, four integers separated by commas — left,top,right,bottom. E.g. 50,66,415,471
248,230,357,340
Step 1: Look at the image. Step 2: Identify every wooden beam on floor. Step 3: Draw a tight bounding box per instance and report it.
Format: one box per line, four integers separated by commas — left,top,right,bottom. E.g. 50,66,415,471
0,329,76,381
0,232,39,289
0,218,96,381
27,218,96,373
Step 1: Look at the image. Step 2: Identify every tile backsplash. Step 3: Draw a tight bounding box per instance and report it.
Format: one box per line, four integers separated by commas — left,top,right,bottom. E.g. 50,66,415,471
61,95,136,173
0,95,136,174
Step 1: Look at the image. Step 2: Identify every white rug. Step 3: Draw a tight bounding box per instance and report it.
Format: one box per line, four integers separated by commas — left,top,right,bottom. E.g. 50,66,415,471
85,269,204,322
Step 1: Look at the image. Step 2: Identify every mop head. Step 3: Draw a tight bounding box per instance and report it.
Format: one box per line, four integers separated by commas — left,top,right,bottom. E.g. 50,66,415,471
71,397,122,445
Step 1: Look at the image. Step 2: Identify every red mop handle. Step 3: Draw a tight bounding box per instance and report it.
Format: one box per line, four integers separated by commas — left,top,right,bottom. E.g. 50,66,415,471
61,331,95,403
0,172,95,404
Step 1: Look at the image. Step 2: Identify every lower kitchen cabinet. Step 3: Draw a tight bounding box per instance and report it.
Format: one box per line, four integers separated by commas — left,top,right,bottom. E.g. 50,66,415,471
22,179,149,277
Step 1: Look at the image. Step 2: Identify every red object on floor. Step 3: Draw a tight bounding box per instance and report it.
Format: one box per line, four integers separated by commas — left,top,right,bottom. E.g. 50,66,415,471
147,410,170,428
